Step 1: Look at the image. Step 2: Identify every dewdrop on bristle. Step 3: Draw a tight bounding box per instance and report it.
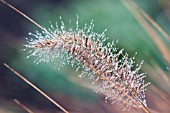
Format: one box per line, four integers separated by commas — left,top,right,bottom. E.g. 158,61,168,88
25,17,150,112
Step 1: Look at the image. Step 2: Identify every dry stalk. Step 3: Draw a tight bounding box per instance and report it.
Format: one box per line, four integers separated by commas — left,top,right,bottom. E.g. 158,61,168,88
3,63,69,113
130,0,170,43
14,99,34,113
122,0,170,65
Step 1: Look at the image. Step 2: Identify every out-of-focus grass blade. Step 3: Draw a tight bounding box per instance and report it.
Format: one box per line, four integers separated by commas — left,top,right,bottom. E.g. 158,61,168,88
121,0,170,65
131,0,170,43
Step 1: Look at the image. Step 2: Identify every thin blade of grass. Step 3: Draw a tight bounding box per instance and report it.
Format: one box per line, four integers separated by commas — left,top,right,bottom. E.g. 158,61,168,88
131,0,170,43
122,0,170,64
14,99,34,113
3,63,69,113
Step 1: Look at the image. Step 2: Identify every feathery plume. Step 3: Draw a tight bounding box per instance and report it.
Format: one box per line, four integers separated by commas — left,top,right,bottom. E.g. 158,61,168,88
24,17,150,112
0,0,150,112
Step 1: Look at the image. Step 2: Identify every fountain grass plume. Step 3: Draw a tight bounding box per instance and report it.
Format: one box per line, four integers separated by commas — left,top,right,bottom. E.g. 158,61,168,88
25,16,150,112
1,0,150,112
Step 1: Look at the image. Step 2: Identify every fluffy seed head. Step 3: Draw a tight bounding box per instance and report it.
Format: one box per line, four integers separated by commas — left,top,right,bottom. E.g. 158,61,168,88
24,17,150,112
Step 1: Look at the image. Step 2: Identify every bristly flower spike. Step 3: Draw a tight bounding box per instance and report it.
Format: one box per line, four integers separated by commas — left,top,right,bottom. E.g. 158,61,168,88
0,0,150,112
25,17,150,112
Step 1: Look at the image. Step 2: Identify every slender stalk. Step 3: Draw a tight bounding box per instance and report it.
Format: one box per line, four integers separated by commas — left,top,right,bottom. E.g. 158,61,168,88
14,99,34,113
0,0,51,37
4,63,69,113
122,0,170,64
131,0,170,43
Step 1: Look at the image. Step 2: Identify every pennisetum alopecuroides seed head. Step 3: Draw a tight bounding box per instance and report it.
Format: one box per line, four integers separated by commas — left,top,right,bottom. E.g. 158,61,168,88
24,16,150,112
0,0,150,112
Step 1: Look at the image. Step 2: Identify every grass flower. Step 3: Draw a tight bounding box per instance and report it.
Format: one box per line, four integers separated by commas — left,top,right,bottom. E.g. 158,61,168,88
25,16,150,112
0,0,150,112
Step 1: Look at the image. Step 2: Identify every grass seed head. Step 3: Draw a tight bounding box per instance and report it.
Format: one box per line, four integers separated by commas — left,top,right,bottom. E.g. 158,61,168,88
25,17,150,112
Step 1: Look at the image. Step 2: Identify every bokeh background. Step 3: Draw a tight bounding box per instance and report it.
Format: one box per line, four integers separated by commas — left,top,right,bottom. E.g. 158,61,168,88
0,0,170,113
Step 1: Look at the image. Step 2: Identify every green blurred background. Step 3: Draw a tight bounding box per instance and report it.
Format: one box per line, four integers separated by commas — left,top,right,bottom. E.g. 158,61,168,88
0,0,170,113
